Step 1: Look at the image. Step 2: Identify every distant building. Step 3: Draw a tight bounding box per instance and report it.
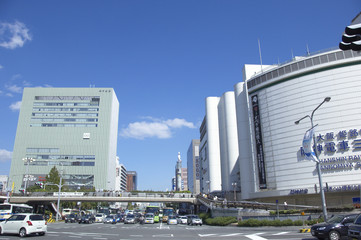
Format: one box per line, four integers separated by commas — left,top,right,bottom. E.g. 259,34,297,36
126,171,137,191
187,139,200,194
9,88,119,192
181,168,188,191
115,157,127,191
171,177,176,191
0,176,8,193
175,152,182,191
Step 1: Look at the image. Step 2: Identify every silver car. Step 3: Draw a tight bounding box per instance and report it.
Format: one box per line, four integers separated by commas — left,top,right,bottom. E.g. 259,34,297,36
0,214,47,237
187,215,203,226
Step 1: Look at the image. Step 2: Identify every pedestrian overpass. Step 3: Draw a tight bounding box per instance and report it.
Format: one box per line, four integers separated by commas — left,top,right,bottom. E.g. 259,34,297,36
0,192,197,204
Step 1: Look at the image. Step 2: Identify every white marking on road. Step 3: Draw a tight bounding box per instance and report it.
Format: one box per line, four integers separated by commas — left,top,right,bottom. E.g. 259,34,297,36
221,233,243,237
130,235,143,237
199,234,218,237
273,231,289,235
245,233,267,240
152,234,174,237
93,238,108,240
69,236,82,239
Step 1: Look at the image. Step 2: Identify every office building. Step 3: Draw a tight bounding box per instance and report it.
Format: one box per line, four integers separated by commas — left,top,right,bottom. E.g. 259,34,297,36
9,88,119,191
187,139,200,194
181,168,188,191
126,171,137,191
115,158,127,192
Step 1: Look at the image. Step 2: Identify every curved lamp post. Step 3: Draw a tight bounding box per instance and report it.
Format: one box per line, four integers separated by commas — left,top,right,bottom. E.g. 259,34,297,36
295,97,330,221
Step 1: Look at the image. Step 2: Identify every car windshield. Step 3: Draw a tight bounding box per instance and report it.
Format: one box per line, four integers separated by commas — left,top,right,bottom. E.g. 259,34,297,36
327,215,345,223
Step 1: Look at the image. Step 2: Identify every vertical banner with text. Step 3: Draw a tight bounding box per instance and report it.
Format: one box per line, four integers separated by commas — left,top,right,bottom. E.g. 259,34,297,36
251,95,267,189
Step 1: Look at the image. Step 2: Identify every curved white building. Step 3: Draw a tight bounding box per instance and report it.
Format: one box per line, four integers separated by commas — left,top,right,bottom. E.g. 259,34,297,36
203,48,361,206
241,48,361,206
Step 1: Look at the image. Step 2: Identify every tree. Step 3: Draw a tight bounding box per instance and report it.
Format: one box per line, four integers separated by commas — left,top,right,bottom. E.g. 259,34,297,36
44,166,65,192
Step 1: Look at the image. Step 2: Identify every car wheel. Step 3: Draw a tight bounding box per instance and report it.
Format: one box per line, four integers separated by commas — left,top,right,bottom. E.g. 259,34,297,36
19,228,27,238
0,226,2,235
328,230,340,240
39,232,46,236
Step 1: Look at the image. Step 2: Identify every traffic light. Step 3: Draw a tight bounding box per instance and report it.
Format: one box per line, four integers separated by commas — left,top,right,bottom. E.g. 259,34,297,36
19,189,25,194
35,182,44,188
339,23,361,51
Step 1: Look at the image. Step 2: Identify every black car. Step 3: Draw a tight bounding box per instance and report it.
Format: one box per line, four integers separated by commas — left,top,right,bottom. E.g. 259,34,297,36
348,214,361,239
78,214,95,224
311,214,358,240
64,214,78,223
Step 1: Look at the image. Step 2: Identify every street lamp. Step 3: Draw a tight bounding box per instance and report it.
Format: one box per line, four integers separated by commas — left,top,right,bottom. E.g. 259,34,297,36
295,97,330,221
22,157,35,195
232,182,237,202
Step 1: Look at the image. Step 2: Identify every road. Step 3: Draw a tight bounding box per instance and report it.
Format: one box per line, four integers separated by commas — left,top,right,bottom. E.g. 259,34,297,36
0,222,317,240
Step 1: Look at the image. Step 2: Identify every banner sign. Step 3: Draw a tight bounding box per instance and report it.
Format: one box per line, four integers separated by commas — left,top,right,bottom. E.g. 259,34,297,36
302,128,318,162
251,95,267,189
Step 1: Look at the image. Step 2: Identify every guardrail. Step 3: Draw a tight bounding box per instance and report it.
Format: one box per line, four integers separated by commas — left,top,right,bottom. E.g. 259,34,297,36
196,195,319,211
5,192,197,204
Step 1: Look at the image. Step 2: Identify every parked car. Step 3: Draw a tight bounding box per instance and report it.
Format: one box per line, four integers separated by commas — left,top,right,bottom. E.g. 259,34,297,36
0,213,47,237
348,214,361,240
95,213,105,223
103,215,116,224
78,214,95,224
311,214,358,240
177,215,188,224
64,214,78,223
144,213,154,224
187,215,203,226
124,214,138,224
167,215,178,225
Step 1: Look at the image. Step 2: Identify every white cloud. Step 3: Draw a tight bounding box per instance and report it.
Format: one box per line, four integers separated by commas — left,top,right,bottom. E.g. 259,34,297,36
9,101,21,111
0,65,3,69
6,84,22,93
164,118,196,129
0,149,12,163
0,21,32,49
120,117,196,140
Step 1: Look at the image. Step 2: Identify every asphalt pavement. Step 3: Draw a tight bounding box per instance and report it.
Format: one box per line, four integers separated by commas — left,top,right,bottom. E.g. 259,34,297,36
0,221,317,240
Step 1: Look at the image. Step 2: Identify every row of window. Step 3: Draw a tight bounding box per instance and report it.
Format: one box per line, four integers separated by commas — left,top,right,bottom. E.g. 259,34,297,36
33,107,99,112
27,161,95,166
35,96,100,101
30,123,97,127
32,113,98,117
33,102,99,106
31,118,98,122
247,49,361,89
26,148,59,153
26,155,95,160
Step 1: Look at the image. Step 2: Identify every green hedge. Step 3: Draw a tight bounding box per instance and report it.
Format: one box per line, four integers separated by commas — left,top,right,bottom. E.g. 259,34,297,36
205,217,237,226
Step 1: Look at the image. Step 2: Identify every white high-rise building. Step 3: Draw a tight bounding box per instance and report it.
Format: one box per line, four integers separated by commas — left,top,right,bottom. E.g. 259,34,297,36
9,88,119,192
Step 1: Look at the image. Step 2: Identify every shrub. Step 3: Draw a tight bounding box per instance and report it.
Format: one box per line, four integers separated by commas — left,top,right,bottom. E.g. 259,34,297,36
205,217,237,226
199,212,211,221
293,220,304,226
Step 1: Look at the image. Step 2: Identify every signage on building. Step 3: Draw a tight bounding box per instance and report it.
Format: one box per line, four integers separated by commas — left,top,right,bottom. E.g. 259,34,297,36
251,95,267,189
300,128,361,171
195,156,200,180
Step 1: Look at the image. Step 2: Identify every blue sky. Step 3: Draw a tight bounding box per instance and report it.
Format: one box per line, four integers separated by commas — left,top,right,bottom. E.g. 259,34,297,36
0,0,359,191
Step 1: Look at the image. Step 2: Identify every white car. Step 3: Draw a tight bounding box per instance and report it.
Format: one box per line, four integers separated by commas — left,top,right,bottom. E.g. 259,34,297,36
177,216,188,224
0,213,47,237
95,213,105,223
167,215,178,225
144,213,154,224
